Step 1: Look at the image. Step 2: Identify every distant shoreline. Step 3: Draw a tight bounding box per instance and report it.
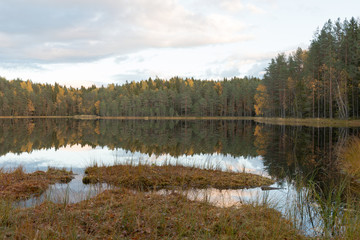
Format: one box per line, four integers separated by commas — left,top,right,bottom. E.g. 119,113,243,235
0,115,255,120
1,115,360,127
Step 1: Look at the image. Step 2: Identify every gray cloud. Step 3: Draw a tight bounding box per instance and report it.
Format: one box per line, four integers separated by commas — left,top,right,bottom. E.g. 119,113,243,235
0,0,250,64
0,1,92,34
112,69,151,85
114,56,130,63
0,61,45,71
246,61,269,78
204,67,241,79
220,67,241,78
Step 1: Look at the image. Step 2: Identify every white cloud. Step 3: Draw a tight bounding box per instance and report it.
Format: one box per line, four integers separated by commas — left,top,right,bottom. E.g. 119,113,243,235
219,0,266,14
0,0,250,63
221,0,245,12
246,3,266,14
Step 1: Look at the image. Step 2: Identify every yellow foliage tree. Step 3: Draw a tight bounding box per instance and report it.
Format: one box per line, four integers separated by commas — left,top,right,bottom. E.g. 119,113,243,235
94,100,101,115
27,100,35,115
20,80,33,92
254,84,269,116
214,82,222,95
141,81,148,91
186,79,194,88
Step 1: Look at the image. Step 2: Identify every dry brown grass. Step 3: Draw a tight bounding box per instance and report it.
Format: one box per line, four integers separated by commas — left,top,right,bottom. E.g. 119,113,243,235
0,165,308,239
0,167,74,200
82,164,274,190
0,189,306,239
340,137,360,179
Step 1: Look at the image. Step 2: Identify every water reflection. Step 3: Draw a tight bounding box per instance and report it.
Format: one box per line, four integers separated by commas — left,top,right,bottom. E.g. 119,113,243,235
1,119,359,183
158,182,322,235
0,146,265,176
158,186,281,208
0,119,257,157
1,119,359,195
14,174,109,208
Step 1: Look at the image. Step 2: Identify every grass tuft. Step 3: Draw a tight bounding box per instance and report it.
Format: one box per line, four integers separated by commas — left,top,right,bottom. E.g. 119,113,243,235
340,137,360,179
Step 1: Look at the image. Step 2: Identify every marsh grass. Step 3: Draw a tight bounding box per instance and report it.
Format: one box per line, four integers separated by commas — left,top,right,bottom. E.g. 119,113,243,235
0,166,74,200
309,181,360,239
285,170,360,239
0,163,303,239
340,136,360,179
82,163,274,190
3,162,360,239
0,188,306,239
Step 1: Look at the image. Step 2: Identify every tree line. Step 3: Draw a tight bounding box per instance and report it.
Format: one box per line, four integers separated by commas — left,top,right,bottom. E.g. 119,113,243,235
255,17,360,119
0,76,259,117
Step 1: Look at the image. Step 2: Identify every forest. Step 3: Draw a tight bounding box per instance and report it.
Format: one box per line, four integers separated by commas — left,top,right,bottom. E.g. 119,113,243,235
0,76,259,117
0,18,359,119
257,17,360,119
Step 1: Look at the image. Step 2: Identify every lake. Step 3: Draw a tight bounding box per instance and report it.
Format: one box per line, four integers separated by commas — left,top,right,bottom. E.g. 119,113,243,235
0,118,358,235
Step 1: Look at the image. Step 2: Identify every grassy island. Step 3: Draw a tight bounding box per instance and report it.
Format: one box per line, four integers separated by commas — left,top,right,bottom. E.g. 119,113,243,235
0,167,73,200
82,164,274,190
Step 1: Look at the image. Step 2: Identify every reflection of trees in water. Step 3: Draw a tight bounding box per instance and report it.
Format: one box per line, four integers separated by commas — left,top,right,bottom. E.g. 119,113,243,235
256,124,359,185
0,119,257,158
252,126,360,237
1,119,359,187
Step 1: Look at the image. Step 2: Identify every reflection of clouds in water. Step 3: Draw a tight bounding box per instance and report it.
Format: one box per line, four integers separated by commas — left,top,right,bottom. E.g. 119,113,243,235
220,154,266,175
179,184,319,235
134,153,266,175
1,144,267,176
171,188,263,208
0,145,137,171
158,183,291,209
15,174,110,208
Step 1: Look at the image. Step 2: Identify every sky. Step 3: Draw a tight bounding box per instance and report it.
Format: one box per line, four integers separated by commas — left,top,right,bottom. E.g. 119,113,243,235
0,0,359,88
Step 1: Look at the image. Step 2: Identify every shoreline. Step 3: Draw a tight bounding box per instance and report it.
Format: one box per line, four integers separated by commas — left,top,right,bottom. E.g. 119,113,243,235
1,115,360,127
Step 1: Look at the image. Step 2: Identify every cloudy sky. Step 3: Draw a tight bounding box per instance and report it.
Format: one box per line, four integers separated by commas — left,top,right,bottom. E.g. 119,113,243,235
0,0,359,87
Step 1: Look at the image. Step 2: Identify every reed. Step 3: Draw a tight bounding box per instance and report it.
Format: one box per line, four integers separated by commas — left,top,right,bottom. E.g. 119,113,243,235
340,136,360,178
285,169,360,239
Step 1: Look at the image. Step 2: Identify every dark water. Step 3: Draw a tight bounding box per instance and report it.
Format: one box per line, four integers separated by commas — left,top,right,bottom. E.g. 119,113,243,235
0,119,359,234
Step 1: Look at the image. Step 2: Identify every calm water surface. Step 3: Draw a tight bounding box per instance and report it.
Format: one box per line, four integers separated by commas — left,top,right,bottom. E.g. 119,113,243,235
1,119,359,234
